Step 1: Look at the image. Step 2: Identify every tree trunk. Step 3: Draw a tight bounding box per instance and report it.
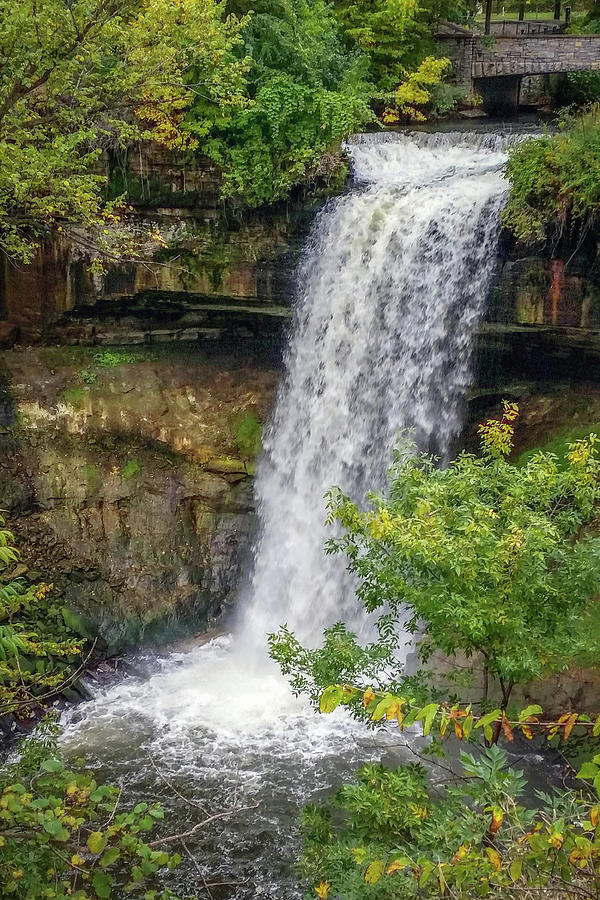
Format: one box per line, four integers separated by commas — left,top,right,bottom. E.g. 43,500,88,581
485,0,493,34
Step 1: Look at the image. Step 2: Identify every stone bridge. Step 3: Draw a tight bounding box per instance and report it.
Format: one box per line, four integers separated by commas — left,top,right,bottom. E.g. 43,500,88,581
437,24,600,113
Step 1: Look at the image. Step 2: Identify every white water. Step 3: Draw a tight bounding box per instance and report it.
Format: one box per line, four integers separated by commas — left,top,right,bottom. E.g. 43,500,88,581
62,130,516,898
239,130,511,649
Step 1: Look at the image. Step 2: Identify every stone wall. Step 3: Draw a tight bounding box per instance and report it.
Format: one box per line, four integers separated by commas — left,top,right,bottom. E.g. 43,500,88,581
472,34,600,79
437,30,600,109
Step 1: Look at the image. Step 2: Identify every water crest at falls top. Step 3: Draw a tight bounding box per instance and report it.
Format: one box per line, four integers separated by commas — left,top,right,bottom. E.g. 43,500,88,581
239,130,512,652
61,130,517,899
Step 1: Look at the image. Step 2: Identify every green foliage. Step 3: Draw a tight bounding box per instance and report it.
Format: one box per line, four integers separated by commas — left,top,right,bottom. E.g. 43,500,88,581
0,0,249,263
0,514,83,718
120,459,142,480
272,403,600,712
202,0,373,205
503,106,600,243
79,370,98,386
231,410,263,458
300,743,600,899
0,722,182,899
92,350,139,368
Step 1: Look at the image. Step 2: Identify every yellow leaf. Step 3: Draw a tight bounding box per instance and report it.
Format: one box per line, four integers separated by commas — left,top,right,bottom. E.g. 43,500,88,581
314,881,330,899
363,688,376,707
365,860,385,884
591,806,599,827
548,831,564,849
387,857,410,874
485,847,502,871
451,844,468,864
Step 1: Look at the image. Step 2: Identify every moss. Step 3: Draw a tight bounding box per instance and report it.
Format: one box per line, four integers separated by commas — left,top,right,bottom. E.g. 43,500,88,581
93,349,140,367
516,423,600,469
60,387,88,409
230,409,262,458
82,463,102,494
120,458,141,479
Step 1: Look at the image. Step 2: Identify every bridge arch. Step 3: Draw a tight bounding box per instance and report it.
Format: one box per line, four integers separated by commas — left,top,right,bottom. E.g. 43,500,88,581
437,25,600,114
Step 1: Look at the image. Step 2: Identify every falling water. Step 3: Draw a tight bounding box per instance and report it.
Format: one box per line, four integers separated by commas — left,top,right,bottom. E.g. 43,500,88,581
239,130,511,649
61,130,519,898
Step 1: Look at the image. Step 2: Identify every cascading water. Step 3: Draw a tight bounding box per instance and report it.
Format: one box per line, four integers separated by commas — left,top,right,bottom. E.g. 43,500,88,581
62,130,518,898
240,130,511,649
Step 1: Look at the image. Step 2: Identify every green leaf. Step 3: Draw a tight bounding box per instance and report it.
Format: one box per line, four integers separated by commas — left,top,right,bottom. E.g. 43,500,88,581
509,859,522,882
41,758,63,773
518,705,542,721
416,703,439,736
42,817,70,841
593,714,600,737
100,848,121,866
475,710,502,730
371,696,394,722
463,714,474,741
87,832,108,855
578,762,600,780
319,685,344,714
92,871,112,898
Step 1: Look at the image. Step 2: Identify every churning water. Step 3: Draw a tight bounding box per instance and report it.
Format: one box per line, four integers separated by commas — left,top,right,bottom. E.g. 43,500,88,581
62,131,516,898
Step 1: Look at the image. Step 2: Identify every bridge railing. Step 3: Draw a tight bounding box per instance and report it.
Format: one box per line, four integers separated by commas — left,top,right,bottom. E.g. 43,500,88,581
484,18,566,35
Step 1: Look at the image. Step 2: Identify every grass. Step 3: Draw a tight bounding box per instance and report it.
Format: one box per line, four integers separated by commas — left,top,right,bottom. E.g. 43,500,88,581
516,423,600,469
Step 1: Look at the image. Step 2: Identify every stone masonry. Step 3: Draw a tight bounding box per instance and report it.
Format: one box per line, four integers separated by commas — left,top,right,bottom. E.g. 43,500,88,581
437,26,600,110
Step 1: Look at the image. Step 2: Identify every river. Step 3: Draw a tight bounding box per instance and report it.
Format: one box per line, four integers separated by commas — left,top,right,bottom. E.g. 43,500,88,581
62,129,520,898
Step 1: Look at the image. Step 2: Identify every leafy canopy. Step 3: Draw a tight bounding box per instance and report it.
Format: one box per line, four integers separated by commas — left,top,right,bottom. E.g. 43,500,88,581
271,402,600,712
503,105,600,243
0,0,249,262
202,0,373,205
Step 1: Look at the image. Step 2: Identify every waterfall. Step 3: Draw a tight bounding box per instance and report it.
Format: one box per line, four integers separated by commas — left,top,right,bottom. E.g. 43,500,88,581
239,130,511,650
62,129,519,900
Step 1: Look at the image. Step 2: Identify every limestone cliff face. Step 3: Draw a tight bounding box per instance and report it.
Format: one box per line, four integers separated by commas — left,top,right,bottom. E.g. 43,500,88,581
0,346,278,649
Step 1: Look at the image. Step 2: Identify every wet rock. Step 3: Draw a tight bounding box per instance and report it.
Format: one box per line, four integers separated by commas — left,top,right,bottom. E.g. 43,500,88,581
0,322,18,349
2,563,28,582
0,346,276,649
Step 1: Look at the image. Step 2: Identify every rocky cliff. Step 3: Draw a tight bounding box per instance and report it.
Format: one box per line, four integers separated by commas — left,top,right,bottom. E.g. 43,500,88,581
0,344,278,649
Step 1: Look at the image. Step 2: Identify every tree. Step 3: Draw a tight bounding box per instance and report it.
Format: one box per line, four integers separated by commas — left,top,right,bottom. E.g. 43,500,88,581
271,402,600,717
202,0,373,205
298,742,600,899
0,0,249,263
270,404,600,900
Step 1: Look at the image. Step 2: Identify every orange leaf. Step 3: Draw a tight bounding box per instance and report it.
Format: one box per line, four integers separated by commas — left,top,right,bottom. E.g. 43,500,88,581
502,714,514,742
387,858,410,874
563,713,578,741
490,809,504,834
454,721,463,740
